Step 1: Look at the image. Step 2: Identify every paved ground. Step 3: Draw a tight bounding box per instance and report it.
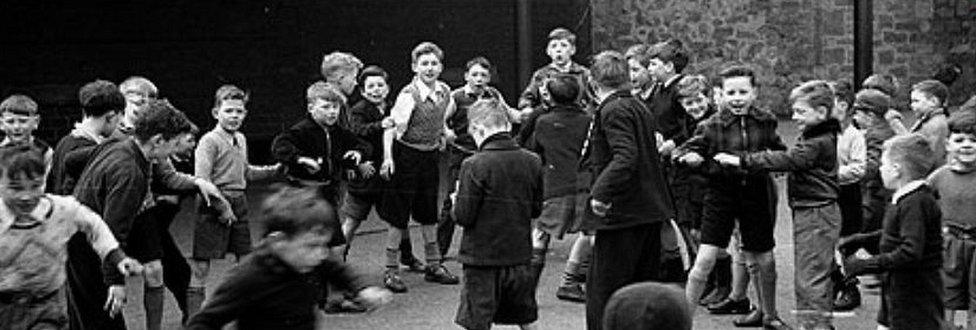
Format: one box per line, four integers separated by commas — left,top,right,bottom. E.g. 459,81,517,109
119,121,912,329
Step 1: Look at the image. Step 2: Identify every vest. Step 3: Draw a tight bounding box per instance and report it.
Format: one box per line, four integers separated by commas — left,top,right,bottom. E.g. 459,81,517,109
400,83,449,150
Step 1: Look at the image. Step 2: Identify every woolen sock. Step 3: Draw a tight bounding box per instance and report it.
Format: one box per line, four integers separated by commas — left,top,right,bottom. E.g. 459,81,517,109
144,286,165,330
424,242,442,265
385,248,400,271
562,261,583,286
185,286,206,322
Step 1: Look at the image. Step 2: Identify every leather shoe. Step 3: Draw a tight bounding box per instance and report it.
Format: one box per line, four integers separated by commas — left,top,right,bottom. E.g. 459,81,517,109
733,308,762,327
708,297,752,315
762,317,794,330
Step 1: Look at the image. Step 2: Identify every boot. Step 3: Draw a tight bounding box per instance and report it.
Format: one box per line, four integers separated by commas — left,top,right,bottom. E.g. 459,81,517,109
833,277,861,311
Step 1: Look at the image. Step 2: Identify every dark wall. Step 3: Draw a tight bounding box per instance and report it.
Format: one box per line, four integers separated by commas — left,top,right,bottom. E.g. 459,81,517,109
0,0,591,163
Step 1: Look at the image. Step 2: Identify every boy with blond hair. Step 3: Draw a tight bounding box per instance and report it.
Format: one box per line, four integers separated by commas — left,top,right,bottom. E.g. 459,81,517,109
0,94,53,170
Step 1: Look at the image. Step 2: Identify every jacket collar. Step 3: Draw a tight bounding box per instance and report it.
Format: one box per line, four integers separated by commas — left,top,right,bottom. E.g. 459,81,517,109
892,180,927,204
478,132,518,151
911,108,946,132
598,90,633,107
716,106,774,127
801,118,842,139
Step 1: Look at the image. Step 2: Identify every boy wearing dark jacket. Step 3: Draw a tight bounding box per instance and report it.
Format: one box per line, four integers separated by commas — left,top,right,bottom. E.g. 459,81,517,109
716,81,841,330
453,98,543,330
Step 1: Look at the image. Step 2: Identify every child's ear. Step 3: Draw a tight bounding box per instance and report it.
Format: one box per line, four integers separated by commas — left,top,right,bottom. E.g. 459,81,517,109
212,108,220,119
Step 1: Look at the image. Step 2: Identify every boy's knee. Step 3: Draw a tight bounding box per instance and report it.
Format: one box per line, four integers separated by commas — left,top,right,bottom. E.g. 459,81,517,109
144,261,164,287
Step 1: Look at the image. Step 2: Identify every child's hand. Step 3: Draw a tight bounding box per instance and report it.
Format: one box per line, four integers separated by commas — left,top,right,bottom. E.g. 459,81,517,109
297,157,321,174
884,109,902,123
380,158,395,180
381,117,396,129
193,178,223,207
356,286,393,310
677,152,704,167
359,161,376,179
116,257,144,277
713,153,741,167
343,151,363,165
590,199,611,217
104,285,127,318
658,139,676,156
219,209,238,226
444,128,457,143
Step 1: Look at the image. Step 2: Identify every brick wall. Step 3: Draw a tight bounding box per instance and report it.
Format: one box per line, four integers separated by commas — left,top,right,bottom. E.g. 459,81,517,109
591,0,975,115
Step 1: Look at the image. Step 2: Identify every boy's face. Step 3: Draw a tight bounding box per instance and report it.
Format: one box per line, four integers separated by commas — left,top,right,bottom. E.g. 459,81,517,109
679,93,709,120
335,69,359,96
308,99,341,126
627,58,652,90
0,171,44,217
0,112,39,143
148,132,192,160
465,64,491,90
831,99,850,122
273,228,331,274
947,132,976,165
173,133,197,158
852,109,874,128
791,100,828,131
361,76,389,104
96,111,122,138
646,58,674,81
546,38,575,66
213,99,248,132
879,150,902,190
910,90,940,114
412,53,443,85
123,89,153,124
719,76,757,115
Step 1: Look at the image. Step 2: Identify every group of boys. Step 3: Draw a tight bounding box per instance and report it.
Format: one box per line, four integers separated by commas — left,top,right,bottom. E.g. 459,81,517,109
2,21,975,330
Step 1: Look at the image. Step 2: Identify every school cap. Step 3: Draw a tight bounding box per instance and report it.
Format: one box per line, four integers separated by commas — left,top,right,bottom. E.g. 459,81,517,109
853,89,891,116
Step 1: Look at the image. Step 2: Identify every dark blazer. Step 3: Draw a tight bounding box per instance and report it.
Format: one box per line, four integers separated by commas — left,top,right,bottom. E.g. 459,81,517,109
646,75,693,144
271,116,371,184
454,133,543,266
676,106,787,183
47,134,98,195
346,99,388,195
526,104,592,199
742,119,841,207
581,91,674,231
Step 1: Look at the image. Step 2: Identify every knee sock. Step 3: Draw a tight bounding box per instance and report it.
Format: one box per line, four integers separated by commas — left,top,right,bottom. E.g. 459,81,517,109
144,286,165,330
755,255,779,321
398,234,416,264
424,242,442,266
686,264,711,309
185,286,206,323
386,248,400,272
729,253,750,301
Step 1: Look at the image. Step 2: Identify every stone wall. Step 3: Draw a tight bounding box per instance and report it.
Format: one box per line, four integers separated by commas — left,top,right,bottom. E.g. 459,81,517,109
591,0,975,115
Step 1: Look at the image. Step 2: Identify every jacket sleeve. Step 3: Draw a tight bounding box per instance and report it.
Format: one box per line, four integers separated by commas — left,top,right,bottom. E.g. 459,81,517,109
590,108,639,202
741,138,821,172
870,201,934,269
348,105,385,138
64,145,97,180
335,126,373,163
838,130,867,182
531,157,544,219
518,70,543,110
68,197,128,285
453,159,484,227
155,159,198,191
674,121,710,158
185,267,267,330
272,128,303,166
99,170,147,285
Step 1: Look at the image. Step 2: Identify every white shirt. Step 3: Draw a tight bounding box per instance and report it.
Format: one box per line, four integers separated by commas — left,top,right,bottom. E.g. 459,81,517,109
389,78,456,139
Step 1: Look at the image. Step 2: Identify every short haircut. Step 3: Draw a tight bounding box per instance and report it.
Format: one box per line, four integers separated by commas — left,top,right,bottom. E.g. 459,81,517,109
717,65,757,87
590,51,629,90
306,81,346,105
465,56,492,72
883,133,936,180
79,80,126,117
411,42,444,63
624,43,651,67
912,79,949,107
603,282,692,330
0,95,38,116
119,76,159,98
790,80,834,115
213,84,249,109
358,65,389,87
320,52,364,82
260,186,337,238
548,27,577,46
676,75,709,98
948,108,976,136
546,74,582,105
132,99,196,142
647,39,690,73
0,144,45,181
828,80,854,108
468,98,509,129
862,74,899,97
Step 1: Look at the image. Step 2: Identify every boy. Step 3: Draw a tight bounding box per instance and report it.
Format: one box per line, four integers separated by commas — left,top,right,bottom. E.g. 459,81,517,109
186,187,391,330
525,74,593,302
0,145,142,329
441,57,518,260
272,81,370,312
188,85,282,316
320,51,364,126
840,134,943,330
927,110,976,328
69,99,198,330
624,43,653,97
714,80,842,330
851,89,896,249
675,65,790,329
645,38,693,154
890,80,950,167
829,80,867,311
453,98,543,330
340,66,423,273
516,27,591,145
117,76,158,136
47,80,124,196
580,51,674,330
0,94,53,170
378,41,460,290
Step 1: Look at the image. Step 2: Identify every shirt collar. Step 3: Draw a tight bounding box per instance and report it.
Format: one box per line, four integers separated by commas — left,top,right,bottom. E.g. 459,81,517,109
663,74,683,89
0,136,31,147
0,196,53,233
413,78,442,102
71,122,106,144
212,126,239,144
891,180,926,204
